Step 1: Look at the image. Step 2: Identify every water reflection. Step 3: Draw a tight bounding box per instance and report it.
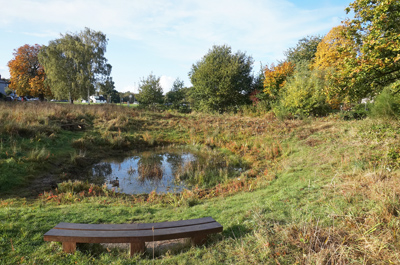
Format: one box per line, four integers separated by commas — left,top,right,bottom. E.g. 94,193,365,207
92,163,112,178
89,149,196,194
88,147,246,195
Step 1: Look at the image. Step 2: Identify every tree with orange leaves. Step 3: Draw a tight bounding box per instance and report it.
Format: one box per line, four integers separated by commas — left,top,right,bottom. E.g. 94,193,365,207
312,25,356,106
263,62,295,100
7,44,51,101
313,25,353,71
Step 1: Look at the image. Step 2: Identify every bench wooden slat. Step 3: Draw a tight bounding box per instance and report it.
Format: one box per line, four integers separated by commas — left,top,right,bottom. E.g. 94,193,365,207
53,216,216,231
44,222,222,244
44,217,223,256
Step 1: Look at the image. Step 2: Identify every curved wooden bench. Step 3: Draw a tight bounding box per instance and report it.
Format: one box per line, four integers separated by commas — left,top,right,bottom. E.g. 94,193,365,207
44,217,223,256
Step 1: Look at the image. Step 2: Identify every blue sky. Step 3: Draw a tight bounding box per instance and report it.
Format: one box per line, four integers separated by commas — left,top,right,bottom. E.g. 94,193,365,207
0,0,352,94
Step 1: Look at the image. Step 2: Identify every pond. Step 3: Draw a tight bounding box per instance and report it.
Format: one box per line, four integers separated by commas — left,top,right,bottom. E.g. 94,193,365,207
87,147,246,195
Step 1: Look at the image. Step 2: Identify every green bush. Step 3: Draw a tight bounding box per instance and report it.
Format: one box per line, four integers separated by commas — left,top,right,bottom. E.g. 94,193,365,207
279,62,330,117
239,100,271,117
272,103,292,121
370,86,400,120
178,104,191,113
340,103,372,120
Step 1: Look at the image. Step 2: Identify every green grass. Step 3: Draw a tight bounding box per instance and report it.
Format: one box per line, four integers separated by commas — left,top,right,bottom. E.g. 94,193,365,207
0,102,400,264
0,175,329,264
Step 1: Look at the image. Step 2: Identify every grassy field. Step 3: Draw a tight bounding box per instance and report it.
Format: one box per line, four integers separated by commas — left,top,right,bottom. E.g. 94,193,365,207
0,101,399,264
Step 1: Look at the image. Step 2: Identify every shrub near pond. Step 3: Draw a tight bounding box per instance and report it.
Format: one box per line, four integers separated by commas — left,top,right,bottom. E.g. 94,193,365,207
138,164,163,182
171,147,247,189
39,180,123,204
175,161,231,188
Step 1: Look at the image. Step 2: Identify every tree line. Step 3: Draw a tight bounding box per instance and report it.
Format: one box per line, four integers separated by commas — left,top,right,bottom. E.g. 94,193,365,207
7,28,114,104
257,0,400,118
6,0,400,117
136,0,400,115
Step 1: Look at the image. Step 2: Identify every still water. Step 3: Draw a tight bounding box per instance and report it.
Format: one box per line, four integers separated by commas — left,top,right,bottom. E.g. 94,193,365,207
89,150,194,194
88,147,245,195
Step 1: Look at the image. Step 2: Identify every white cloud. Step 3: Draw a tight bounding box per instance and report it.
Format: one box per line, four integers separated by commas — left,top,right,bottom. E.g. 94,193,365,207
1,1,348,60
159,76,175,93
0,66,9,79
128,0,346,63
120,85,138,94
0,0,350,92
119,75,174,94
118,76,174,94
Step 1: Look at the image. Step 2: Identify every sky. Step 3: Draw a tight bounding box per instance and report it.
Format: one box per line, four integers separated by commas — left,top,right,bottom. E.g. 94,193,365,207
0,0,352,94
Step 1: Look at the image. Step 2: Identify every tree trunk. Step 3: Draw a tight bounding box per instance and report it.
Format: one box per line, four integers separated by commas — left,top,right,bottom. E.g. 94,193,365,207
69,91,74,104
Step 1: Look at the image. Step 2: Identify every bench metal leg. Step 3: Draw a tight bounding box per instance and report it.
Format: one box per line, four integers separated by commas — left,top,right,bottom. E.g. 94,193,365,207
191,234,207,246
130,241,145,256
62,242,76,253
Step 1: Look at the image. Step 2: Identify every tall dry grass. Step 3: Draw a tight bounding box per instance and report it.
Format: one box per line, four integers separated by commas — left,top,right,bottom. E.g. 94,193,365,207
0,102,142,136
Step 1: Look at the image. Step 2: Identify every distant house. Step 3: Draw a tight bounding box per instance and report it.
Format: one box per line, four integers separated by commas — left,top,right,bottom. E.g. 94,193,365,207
132,94,139,104
361,98,374,104
0,75,10,95
125,94,139,104
89,95,107,103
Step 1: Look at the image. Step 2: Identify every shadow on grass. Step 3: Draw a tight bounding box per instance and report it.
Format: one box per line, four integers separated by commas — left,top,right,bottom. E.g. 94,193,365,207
76,237,203,259
223,224,253,240
74,225,242,259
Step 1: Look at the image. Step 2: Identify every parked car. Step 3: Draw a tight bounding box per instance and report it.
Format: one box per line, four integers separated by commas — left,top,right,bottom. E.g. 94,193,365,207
15,96,27,101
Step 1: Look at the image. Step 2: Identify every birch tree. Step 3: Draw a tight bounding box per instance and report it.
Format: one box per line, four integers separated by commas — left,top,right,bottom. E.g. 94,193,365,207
39,28,111,103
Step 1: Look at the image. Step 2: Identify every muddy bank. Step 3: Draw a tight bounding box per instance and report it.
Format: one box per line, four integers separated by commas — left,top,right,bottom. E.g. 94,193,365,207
4,150,130,199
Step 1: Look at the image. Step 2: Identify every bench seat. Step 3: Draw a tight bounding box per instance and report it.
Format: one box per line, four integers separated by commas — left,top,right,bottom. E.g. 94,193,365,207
44,217,223,256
